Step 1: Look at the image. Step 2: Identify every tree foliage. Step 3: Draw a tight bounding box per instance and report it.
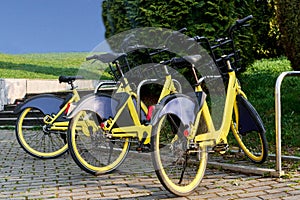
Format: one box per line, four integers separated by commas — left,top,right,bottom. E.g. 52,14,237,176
101,0,282,68
275,0,300,70
252,0,283,59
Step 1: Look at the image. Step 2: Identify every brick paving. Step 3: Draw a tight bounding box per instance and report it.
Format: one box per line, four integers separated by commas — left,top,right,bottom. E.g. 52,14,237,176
1,129,299,200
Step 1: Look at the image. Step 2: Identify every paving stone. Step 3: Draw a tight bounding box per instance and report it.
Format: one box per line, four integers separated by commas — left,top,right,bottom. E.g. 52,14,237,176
239,197,263,200
244,185,273,192
259,192,290,199
288,190,300,195
237,190,267,198
283,196,300,200
266,187,294,194
0,129,300,199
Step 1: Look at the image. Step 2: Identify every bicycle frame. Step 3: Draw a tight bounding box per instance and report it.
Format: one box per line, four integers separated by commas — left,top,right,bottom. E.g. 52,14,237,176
14,80,81,132
45,89,80,132
149,15,268,197
192,60,244,148
101,71,178,145
14,75,85,159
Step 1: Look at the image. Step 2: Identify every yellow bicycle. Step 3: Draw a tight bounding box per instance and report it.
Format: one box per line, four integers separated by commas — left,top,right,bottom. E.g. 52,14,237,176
66,51,184,175
66,18,267,196
151,15,268,196
14,76,82,159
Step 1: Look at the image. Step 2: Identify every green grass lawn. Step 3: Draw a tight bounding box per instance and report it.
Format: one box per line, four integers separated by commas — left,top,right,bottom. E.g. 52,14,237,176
0,53,299,151
0,52,113,80
240,57,300,151
0,53,88,79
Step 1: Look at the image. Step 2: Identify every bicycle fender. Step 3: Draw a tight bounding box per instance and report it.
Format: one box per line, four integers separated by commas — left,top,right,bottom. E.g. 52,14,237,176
14,94,64,115
151,93,200,128
67,93,118,120
236,95,266,135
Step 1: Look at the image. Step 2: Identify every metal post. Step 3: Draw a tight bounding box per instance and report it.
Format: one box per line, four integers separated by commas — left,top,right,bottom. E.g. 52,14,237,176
275,71,300,176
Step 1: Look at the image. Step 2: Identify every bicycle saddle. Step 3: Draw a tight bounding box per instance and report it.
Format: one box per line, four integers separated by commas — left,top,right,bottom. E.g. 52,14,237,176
183,55,202,63
58,76,84,83
86,53,127,63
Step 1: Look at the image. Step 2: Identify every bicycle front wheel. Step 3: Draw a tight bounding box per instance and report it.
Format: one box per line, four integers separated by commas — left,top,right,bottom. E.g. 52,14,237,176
67,110,130,175
15,107,68,159
151,114,208,196
231,99,268,164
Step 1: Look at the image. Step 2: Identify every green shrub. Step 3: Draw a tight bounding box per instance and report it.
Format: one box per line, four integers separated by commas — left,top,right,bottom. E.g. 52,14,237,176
240,57,300,148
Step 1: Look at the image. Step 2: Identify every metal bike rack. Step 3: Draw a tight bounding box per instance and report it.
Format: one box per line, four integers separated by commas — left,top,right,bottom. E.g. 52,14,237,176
275,71,300,176
207,71,300,177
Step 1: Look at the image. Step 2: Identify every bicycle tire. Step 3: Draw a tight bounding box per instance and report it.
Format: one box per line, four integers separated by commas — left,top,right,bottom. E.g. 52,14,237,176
231,98,268,164
67,110,130,175
15,107,68,159
151,114,208,196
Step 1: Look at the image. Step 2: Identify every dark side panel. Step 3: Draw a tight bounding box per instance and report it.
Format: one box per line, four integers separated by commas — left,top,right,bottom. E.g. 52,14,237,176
151,93,201,127
237,94,266,135
67,93,118,120
14,94,64,115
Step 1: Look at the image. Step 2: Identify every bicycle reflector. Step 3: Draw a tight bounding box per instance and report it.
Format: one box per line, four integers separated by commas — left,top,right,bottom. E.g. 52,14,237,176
184,129,189,137
65,102,76,116
146,105,155,121
64,103,71,115
100,121,106,129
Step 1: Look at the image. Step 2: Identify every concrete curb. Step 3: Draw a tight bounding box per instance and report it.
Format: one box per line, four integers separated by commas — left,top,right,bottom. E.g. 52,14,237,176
0,78,98,111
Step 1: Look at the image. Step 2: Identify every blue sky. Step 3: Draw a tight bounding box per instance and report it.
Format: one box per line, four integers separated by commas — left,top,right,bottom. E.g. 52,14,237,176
0,0,105,54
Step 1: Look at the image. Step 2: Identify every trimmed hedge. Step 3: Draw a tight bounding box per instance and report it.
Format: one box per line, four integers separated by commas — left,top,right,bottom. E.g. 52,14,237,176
102,0,282,68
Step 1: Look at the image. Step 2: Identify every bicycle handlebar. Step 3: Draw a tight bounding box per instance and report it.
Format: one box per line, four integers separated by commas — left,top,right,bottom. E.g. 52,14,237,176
236,15,253,26
228,15,253,37
191,15,253,73
86,27,188,63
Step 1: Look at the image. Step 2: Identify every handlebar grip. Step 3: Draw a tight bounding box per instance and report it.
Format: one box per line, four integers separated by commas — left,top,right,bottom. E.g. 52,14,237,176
236,15,253,26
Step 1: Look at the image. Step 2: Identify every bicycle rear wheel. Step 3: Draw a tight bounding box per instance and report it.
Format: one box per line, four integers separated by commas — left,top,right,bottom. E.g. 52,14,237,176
15,107,68,159
231,99,268,164
151,114,208,196
67,110,130,175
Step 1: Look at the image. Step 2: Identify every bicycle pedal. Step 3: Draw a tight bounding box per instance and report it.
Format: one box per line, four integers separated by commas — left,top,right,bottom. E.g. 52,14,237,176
212,143,229,153
136,144,151,153
136,147,149,153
